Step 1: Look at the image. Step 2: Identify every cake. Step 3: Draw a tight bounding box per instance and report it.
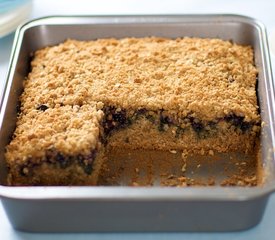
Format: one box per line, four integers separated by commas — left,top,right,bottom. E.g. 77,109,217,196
5,37,260,186
6,104,105,185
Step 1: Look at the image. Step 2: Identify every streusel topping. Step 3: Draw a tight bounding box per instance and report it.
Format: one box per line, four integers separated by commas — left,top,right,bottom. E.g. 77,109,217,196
20,37,259,121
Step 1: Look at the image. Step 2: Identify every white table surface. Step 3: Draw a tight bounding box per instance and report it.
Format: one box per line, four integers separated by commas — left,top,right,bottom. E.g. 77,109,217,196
1,0,275,239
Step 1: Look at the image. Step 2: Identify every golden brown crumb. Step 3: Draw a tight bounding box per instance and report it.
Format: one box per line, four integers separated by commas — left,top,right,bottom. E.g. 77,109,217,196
21,37,259,122
209,150,214,156
169,150,177,154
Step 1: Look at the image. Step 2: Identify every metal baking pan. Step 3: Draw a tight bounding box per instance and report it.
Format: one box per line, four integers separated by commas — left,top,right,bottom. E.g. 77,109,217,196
0,15,274,232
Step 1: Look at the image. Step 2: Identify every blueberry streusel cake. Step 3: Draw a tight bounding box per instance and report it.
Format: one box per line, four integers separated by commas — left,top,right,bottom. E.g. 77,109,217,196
5,37,260,185
6,104,105,185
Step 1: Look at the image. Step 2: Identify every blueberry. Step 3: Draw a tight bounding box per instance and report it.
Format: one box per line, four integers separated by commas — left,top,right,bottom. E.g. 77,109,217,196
37,104,48,111
191,121,204,133
224,114,252,132
56,153,72,168
46,150,72,168
158,111,174,131
158,122,165,132
240,123,251,131
175,127,185,138
45,149,55,163
16,101,22,115
137,108,147,115
20,165,29,176
145,114,155,123
77,151,96,175
103,106,131,135
187,116,204,133
77,155,84,162
83,164,93,175
160,111,174,125
112,111,127,124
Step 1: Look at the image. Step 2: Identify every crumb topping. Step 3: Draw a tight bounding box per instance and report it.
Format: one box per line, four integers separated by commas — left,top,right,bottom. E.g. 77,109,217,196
21,37,259,121
6,105,103,162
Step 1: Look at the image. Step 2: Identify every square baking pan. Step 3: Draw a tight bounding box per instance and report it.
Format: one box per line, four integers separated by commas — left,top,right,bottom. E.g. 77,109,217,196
0,15,275,232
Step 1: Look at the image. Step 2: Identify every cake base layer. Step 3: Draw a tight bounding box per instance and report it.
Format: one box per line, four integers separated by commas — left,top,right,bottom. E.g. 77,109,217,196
107,117,259,154
7,148,105,186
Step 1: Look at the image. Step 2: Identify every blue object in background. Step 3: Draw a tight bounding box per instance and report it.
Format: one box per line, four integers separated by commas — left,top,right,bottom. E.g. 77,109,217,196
0,0,32,38
0,0,30,13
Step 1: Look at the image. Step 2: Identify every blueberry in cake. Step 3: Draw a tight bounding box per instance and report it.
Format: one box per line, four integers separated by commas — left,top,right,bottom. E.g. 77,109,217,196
5,37,260,185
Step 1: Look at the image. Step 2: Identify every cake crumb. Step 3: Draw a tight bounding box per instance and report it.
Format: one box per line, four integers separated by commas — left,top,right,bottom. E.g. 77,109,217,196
209,150,214,156
169,150,177,154
200,149,205,155
181,150,188,160
22,167,29,175
221,175,257,186
167,174,175,179
132,182,139,186
177,177,187,187
181,162,187,173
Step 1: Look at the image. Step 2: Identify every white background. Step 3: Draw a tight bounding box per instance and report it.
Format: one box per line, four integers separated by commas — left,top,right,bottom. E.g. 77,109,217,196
1,0,275,239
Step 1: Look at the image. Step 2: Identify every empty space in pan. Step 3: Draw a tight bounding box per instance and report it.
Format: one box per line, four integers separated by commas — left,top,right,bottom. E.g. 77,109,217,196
98,148,259,187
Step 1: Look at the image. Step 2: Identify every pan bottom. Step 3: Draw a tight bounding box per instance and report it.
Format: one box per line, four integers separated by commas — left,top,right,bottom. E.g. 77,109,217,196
98,148,260,187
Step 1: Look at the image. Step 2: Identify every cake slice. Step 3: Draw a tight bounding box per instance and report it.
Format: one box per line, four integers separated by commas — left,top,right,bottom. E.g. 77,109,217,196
6,104,104,185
